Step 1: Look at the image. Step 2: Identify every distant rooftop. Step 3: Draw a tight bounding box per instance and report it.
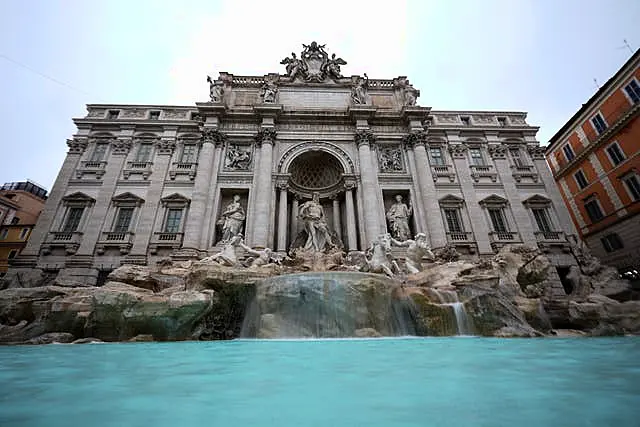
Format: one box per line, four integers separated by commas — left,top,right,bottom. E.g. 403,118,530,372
0,180,48,200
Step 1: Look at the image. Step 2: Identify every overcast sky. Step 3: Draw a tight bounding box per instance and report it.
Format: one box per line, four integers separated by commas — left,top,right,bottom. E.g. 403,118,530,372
1,0,638,191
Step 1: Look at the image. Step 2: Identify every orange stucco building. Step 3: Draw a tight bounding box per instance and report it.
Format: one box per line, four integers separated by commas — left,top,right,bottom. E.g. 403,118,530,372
546,49,640,280
0,181,48,277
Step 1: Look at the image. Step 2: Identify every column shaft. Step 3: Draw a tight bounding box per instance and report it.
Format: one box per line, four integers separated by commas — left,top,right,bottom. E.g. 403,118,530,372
332,198,341,240
290,197,299,245
413,143,447,248
345,188,358,251
357,142,382,244
252,141,274,247
277,187,288,251
182,140,216,249
199,143,223,248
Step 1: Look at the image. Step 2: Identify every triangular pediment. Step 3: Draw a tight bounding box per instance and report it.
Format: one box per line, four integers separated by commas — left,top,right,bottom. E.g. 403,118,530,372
479,194,508,206
522,194,551,207
62,192,95,203
439,194,465,206
160,193,190,207
112,192,145,203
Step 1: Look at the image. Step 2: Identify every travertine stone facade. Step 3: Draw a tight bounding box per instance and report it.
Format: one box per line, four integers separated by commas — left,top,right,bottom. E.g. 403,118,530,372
8,43,577,285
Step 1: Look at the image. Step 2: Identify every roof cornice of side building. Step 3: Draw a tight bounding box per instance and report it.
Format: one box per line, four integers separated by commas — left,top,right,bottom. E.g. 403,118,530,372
546,49,640,153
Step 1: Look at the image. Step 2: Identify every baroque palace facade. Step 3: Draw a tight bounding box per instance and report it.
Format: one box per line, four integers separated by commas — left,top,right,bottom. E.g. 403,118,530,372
7,42,578,287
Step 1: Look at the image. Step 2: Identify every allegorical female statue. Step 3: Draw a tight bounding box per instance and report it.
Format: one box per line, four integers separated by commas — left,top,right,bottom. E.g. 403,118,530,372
386,194,413,241
298,192,333,252
218,194,246,243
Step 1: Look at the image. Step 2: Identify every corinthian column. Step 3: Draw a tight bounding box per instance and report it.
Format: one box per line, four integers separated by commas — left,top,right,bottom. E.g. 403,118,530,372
405,131,446,248
355,130,382,245
344,180,358,251
251,129,276,248
182,129,225,251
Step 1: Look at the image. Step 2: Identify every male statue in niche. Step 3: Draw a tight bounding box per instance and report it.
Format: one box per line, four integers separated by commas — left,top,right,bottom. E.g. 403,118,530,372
217,194,246,243
386,194,413,241
298,192,334,252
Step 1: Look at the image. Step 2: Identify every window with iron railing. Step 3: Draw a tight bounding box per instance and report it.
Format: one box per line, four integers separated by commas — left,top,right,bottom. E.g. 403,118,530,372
531,208,552,232
469,148,485,166
181,145,198,163
443,208,463,233
509,148,525,167
113,208,134,233
429,147,445,166
164,209,183,233
488,208,508,232
62,207,84,232
135,144,153,162
90,143,108,162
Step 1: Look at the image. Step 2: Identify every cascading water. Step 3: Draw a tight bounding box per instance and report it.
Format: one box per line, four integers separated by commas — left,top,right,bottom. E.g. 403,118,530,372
429,289,475,336
240,272,418,338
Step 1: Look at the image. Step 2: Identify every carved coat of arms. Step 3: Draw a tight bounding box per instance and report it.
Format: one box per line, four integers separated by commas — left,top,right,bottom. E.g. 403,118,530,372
280,41,347,83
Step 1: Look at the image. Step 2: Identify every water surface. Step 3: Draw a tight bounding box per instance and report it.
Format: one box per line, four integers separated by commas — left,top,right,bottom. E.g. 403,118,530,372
1,338,639,427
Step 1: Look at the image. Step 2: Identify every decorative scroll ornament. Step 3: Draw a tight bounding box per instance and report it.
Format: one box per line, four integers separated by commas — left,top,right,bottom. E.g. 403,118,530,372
156,139,177,155
488,144,508,159
354,130,376,147
448,144,468,159
111,138,133,155
202,129,227,145
378,146,404,173
280,41,347,82
255,129,277,146
402,131,427,148
527,145,546,160
66,138,89,154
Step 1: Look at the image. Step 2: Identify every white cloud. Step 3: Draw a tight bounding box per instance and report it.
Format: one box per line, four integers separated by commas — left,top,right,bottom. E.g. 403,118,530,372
168,0,409,104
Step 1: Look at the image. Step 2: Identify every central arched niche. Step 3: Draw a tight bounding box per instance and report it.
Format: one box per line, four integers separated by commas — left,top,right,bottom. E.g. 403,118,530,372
288,150,344,198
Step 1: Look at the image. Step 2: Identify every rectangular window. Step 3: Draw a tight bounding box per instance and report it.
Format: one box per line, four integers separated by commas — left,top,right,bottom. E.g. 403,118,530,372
624,80,640,104
623,174,640,201
149,111,160,120
181,145,197,163
62,207,84,232
0,229,7,240
107,110,120,119
90,143,108,162
584,200,604,223
429,147,444,166
591,113,607,135
601,233,624,253
164,209,182,233
574,170,589,189
606,142,625,166
509,148,524,167
136,144,153,162
531,208,552,232
113,208,134,233
19,228,29,240
8,249,18,259
562,144,575,161
443,208,463,232
488,208,507,232
469,148,484,166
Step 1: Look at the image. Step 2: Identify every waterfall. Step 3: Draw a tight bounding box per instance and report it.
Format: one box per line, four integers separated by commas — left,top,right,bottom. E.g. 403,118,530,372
429,289,474,336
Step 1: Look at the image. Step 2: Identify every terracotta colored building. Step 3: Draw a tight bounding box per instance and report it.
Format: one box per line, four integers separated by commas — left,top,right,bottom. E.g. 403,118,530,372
546,50,640,280
0,181,48,277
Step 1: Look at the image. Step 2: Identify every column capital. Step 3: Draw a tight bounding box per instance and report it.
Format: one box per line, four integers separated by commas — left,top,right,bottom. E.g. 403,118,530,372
402,130,427,149
156,138,177,156
527,145,546,160
343,177,357,191
111,137,133,155
488,143,508,160
66,137,88,154
201,128,227,146
448,143,468,159
354,130,376,148
255,129,277,146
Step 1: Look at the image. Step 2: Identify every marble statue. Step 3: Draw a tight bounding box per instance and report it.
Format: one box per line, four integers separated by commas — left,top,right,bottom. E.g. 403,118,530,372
206,75,224,103
280,53,306,80
241,245,274,268
395,77,419,106
390,233,434,274
200,234,245,266
323,54,347,79
218,195,246,243
225,145,251,170
260,77,278,103
386,195,413,241
351,74,369,105
364,233,399,277
299,192,333,252
379,147,403,172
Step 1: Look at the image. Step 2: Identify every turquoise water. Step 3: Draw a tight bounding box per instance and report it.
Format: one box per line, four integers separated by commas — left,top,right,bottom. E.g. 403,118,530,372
1,338,639,427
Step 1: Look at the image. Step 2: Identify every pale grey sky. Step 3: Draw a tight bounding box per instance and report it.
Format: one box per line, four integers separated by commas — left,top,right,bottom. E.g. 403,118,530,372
1,0,638,190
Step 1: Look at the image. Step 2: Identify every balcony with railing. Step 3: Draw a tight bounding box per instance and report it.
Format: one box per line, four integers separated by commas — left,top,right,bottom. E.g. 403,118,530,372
75,161,107,179
169,162,197,180
510,164,539,183
96,231,135,254
42,231,83,254
149,232,184,254
446,231,474,242
553,97,640,178
431,164,456,182
534,230,569,252
488,231,521,250
469,164,498,182
123,161,153,179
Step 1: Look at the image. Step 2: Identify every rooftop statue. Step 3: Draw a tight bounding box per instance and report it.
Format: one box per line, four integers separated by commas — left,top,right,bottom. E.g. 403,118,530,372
206,75,224,103
351,74,369,105
260,76,279,103
280,42,347,82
